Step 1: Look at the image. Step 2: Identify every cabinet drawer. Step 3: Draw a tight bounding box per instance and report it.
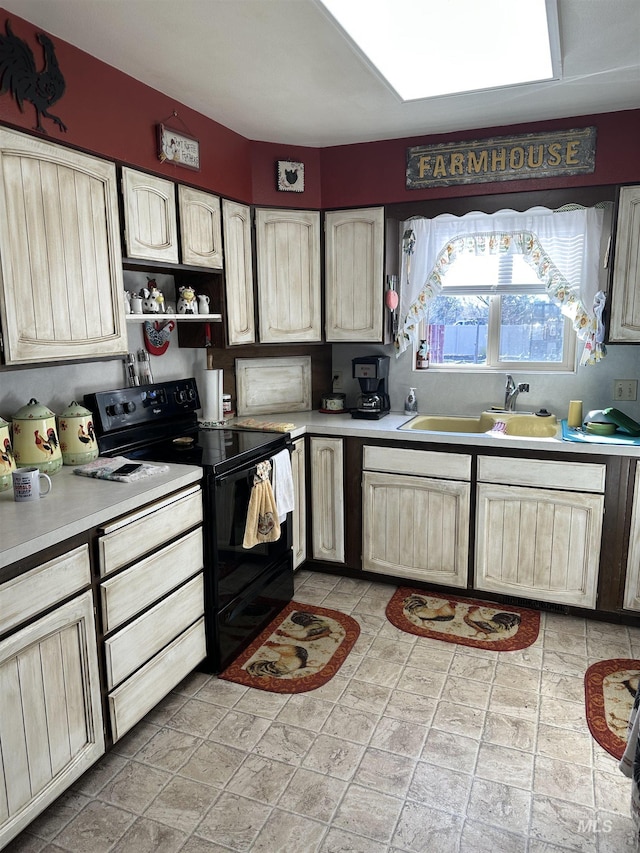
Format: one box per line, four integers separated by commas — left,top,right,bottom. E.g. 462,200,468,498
101,528,203,632
99,486,202,576
104,574,204,689
363,445,471,481
0,545,90,635
109,617,206,741
477,456,606,492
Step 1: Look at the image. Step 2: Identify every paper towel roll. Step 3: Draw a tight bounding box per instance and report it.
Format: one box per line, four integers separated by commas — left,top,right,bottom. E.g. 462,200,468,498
199,369,224,423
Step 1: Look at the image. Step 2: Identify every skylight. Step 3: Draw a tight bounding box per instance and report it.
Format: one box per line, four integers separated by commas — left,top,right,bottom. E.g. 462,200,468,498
316,0,560,102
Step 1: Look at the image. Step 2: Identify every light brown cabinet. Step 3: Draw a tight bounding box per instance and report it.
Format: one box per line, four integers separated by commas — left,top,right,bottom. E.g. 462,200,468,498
255,208,321,343
178,184,223,269
310,436,345,563
0,127,128,364
361,445,470,587
0,546,104,848
292,437,307,570
222,198,256,344
98,485,206,741
608,185,640,342
623,460,640,612
325,207,385,342
475,456,605,608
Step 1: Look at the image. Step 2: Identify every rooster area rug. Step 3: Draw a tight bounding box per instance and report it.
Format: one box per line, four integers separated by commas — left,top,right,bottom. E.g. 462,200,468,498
584,659,640,759
218,601,360,694
385,588,540,651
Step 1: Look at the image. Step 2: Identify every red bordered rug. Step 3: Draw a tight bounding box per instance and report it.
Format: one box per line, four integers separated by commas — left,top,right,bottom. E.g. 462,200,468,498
218,600,360,694
584,658,640,759
385,588,540,651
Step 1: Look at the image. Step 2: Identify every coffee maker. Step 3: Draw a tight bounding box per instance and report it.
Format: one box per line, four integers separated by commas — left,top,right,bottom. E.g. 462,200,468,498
352,355,391,419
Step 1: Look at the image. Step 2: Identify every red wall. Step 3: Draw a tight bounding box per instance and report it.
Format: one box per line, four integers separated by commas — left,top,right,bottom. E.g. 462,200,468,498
0,9,637,211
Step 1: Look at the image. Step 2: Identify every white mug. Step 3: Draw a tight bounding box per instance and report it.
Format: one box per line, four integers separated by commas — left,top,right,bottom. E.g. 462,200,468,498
12,467,52,502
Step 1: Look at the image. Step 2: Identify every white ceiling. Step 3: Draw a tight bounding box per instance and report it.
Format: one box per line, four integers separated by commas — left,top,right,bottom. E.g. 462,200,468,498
3,0,640,147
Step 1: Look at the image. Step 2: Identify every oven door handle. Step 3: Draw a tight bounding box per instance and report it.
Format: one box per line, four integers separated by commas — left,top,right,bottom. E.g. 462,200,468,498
214,442,291,486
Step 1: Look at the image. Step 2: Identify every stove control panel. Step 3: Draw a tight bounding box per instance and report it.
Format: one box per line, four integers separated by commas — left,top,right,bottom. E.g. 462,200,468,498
85,378,201,436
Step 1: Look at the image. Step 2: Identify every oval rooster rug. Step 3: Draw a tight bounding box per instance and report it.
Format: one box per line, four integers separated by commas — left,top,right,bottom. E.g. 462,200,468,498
584,658,640,759
218,601,360,694
385,588,540,651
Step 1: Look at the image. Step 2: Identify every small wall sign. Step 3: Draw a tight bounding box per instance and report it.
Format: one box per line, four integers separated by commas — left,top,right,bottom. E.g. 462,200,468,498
277,160,305,192
406,127,597,189
157,123,200,171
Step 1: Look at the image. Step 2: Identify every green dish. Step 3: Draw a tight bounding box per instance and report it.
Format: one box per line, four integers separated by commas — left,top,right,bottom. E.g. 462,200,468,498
602,407,640,436
585,422,617,436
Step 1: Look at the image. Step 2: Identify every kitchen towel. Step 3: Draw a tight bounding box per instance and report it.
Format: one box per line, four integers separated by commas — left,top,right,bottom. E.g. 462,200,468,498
199,368,223,424
271,448,295,523
243,460,281,548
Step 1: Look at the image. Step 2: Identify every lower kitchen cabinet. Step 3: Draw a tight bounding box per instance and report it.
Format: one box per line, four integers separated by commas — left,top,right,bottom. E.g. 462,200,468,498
623,460,640,611
361,445,471,587
475,456,605,608
291,437,307,569
310,436,345,563
0,546,104,849
98,485,206,740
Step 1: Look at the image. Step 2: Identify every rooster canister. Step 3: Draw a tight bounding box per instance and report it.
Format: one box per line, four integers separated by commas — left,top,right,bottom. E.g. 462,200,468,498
59,400,99,465
0,415,16,491
11,399,63,475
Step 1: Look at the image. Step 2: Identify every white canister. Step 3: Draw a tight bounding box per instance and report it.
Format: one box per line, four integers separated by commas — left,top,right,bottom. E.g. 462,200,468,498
0,415,17,491
12,399,63,475
59,401,99,465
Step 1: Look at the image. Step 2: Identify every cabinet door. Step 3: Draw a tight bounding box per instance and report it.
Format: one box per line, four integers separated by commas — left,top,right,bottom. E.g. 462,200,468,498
255,208,321,343
222,199,256,345
121,167,178,263
292,438,307,569
362,471,470,587
475,483,603,608
0,128,127,364
179,185,223,268
608,185,640,342
310,437,344,563
0,591,104,848
325,207,384,342
623,460,640,611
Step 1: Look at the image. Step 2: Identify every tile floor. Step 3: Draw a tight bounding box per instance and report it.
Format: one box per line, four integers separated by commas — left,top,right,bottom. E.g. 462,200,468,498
5,571,640,853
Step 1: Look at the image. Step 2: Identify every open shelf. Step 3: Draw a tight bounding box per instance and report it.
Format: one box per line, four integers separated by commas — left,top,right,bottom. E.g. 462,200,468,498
126,314,223,323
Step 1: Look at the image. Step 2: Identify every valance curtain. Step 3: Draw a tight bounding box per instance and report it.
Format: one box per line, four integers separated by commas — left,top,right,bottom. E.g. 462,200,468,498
396,206,607,366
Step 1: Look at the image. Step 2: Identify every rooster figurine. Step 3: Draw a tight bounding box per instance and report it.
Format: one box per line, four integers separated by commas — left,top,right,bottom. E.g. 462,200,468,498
0,20,66,133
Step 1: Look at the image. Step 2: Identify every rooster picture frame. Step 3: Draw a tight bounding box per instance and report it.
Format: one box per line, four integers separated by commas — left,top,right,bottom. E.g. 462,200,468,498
277,160,304,193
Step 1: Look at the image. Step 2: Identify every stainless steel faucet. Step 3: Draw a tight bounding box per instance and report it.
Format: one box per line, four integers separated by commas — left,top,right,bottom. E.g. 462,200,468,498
504,374,530,411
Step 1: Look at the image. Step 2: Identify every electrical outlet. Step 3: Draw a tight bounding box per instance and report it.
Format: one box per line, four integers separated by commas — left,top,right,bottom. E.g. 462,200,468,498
614,379,637,401
332,370,343,390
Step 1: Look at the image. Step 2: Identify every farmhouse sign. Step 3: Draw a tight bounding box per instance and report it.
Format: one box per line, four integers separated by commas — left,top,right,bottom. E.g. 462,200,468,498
406,127,597,189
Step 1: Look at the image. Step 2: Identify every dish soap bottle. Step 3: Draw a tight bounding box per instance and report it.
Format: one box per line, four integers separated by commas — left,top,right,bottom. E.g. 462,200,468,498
405,387,418,415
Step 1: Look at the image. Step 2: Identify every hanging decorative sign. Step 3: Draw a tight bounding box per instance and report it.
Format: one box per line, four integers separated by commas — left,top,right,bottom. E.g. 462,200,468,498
157,122,200,171
277,160,305,192
406,127,597,189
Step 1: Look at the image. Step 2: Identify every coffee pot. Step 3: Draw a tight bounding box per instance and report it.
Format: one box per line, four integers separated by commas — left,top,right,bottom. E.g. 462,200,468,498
0,415,16,491
352,355,391,419
12,399,63,475
59,401,99,465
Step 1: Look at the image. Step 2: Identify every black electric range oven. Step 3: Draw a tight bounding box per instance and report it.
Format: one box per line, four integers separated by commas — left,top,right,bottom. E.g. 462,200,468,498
85,378,294,673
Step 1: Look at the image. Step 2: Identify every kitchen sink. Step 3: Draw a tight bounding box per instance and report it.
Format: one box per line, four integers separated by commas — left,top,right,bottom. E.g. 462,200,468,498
399,410,559,438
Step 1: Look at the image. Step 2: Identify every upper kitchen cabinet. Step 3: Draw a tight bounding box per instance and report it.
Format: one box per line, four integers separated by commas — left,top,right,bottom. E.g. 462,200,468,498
325,207,384,342
121,167,179,263
178,185,223,269
222,199,255,345
255,208,321,343
0,128,128,365
608,185,640,342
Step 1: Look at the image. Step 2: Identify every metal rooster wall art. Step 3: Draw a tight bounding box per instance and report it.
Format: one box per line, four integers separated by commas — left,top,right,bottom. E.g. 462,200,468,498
0,19,67,134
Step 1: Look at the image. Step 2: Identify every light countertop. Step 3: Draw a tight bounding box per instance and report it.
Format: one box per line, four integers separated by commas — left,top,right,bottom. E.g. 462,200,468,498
239,410,640,458
1,463,202,569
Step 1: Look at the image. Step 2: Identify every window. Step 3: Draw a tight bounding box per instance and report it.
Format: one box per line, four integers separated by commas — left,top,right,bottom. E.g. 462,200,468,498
397,206,608,370
420,252,576,370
